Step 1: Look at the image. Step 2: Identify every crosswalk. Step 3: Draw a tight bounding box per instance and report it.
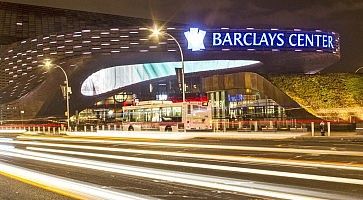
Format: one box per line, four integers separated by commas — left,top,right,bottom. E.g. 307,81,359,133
0,136,363,200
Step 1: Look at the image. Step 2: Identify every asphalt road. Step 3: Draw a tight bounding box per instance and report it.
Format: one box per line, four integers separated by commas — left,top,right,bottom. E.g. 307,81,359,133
0,174,72,200
1,134,363,200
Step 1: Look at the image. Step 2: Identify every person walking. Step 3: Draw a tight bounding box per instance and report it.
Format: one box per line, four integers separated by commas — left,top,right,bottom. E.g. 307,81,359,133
320,121,325,136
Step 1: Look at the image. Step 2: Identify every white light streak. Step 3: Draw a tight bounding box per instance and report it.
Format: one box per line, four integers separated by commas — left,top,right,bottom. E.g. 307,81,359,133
0,161,151,200
4,139,363,171
0,148,335,200
48,138,357,157
27,146,363,183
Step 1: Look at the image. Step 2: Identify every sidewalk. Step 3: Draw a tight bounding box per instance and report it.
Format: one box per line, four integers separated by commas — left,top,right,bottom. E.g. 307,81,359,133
66,131,310,140
65,130,362,140
1,129,362,140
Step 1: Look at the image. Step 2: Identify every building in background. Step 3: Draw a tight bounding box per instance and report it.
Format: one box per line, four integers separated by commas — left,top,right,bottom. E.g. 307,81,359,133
0,2,347,128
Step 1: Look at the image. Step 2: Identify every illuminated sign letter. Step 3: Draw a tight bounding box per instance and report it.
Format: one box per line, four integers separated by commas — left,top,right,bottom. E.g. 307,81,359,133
276,33,284,46
328,36,334,48
314,35,322,47
305,34,313,47
213,33,222,46
260,33,269,46
222,33,233,46
252,33,259,45
268,33,277,46
289,34,297,47
322,35,328,47
243,33,253,46
234,33,243,46
297,34,305,47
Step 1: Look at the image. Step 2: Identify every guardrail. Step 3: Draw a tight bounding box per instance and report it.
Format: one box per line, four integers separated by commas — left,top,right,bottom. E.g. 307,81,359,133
0,120,357,136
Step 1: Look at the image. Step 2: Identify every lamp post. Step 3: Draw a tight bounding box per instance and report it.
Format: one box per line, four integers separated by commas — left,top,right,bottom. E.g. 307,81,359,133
44,60,71,130
150,26,187,133
0,105,3,125
20,110,24,129
355,66,363,74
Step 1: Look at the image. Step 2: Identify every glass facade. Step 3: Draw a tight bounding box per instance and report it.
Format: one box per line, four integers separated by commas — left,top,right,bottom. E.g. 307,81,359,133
202,72,296,129
208,90,285,121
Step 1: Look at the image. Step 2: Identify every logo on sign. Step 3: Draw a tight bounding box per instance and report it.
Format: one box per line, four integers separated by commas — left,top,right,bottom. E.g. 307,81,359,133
184,28,206,51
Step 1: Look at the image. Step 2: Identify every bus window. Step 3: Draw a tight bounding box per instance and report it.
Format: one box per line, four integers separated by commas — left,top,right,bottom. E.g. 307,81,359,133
172,106,182,117
193,105,199,111
187,105,191,114
145,108,151,122
161,107,172,117
151,108,161,122
129,110,136,122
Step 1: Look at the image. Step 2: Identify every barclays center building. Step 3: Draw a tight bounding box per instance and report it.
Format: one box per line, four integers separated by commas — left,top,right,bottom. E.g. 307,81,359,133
0,2,340,124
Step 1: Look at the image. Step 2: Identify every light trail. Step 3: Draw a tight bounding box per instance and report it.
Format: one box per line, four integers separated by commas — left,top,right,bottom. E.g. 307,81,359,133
0,138,14,141
16,135,363,157
0,147,351,200
0,161,154,200
25,146,363,185
1,140,363,171
0,130,26,133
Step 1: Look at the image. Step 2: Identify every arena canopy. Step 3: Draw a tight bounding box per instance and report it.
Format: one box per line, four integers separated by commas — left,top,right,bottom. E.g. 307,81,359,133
81,60,260,96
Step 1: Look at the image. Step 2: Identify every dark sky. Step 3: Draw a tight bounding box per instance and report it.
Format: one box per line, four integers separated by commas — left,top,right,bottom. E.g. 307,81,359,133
3,0,363,72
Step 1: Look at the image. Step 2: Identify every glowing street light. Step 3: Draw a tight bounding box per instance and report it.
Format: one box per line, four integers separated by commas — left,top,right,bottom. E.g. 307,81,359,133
150,25,187,133
44,59,71,130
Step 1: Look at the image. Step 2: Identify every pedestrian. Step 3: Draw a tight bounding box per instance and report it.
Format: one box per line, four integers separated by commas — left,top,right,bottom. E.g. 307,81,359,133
320,121,325,136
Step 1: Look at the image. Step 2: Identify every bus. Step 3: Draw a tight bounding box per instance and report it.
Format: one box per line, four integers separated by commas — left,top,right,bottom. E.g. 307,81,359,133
122,100,212,131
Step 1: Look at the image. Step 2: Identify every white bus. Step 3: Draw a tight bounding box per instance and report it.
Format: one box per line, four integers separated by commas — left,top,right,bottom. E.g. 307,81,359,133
122,100,212,131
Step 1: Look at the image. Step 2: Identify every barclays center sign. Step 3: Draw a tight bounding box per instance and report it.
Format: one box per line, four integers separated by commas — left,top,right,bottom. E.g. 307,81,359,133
183,27,339,53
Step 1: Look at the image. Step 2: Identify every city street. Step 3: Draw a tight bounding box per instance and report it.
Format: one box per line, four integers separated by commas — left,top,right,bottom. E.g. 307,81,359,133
1,134,363,199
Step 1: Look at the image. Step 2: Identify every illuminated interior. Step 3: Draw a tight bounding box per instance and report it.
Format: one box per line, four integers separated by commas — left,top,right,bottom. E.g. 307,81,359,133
81,60,261,96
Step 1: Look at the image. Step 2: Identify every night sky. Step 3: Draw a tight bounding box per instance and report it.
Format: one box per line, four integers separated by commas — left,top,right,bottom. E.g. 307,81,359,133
3,0,363,72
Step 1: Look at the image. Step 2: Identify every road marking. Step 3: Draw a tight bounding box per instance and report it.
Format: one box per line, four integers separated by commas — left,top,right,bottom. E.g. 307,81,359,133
2,140,363,171
25,146,363,185
16,135,363,156
0,161,152,200
0,148,348,200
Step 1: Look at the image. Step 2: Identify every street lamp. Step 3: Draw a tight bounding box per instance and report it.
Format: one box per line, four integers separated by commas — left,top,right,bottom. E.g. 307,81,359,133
150,25,187,133
20,110,24,129
44,60,71,130
355,66,363,74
